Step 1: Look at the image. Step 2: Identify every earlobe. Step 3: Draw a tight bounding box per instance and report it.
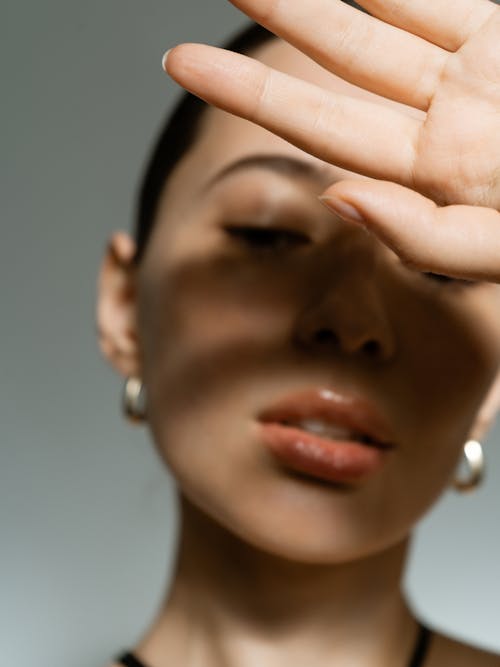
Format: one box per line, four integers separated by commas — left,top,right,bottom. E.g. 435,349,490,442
96,231,142,378
469,369,500,441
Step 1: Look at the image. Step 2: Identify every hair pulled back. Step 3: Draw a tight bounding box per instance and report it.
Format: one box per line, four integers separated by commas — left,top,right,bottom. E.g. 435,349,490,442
133,1,368,263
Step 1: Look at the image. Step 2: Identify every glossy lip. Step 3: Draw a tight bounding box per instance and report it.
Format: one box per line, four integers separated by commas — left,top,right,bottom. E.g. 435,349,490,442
256,387,395,449
257,422,389,484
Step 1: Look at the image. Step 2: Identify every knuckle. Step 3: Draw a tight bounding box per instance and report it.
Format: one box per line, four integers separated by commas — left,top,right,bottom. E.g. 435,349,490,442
249,0,282,24
310,91,335,135
251,67,273,121
397,249,427,272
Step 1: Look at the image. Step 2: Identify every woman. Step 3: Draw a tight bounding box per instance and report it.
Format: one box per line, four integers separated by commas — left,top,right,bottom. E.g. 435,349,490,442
98,0,500,665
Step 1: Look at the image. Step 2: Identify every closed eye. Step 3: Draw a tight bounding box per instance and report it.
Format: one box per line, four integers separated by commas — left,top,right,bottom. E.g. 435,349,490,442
422,272,476,286
222,225,310,253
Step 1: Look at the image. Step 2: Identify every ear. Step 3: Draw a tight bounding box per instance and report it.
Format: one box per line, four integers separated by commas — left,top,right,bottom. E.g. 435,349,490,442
469,369,500,441
96,231,142,378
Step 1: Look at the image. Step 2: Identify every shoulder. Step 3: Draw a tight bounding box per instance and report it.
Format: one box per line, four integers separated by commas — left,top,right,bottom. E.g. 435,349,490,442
430,630,500,666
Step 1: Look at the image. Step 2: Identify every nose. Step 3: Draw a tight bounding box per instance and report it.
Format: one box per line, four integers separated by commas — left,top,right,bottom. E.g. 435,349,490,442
293,252,396,362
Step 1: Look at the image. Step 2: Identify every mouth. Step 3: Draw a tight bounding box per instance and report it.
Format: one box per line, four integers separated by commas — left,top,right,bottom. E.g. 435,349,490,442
272,417,390,448
256,387,395,485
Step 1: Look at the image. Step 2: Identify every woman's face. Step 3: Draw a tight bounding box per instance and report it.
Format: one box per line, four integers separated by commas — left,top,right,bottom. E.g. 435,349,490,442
105,39,500,563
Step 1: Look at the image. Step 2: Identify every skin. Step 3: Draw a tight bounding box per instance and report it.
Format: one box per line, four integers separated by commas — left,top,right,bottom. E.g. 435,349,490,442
99,24,500,667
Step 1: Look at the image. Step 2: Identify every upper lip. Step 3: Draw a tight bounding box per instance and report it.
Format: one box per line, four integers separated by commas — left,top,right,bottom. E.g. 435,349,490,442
256,387,395,449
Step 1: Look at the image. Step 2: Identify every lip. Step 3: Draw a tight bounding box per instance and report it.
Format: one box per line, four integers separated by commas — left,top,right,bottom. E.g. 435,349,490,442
257,387,394,447
256,387,396,485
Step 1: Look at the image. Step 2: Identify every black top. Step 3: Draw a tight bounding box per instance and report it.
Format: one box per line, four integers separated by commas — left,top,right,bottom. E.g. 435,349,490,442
116,654,148,667
115,621,433,667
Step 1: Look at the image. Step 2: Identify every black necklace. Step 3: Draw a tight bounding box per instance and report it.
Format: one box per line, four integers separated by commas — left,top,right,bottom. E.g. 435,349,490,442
116,621,433,667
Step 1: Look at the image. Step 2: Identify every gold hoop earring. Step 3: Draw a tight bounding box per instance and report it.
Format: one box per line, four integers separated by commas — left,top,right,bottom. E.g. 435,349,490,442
122,376,147,424
453,440,485,493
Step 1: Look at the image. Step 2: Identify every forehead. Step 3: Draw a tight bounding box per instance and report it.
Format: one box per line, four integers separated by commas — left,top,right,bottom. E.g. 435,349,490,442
163,39,423,207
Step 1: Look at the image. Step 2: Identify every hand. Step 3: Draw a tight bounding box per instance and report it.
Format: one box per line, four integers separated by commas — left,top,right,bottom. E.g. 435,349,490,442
163,0,500,281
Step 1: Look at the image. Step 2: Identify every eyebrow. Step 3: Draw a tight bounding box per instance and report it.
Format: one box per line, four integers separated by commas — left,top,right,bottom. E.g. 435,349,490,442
201,154,332,193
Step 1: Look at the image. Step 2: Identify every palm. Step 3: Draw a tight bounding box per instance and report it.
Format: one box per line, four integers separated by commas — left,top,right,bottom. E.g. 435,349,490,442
413,23,500,209
165,0,500,280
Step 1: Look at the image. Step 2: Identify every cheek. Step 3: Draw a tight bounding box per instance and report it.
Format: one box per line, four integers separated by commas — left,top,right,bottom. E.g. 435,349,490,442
136,248,300,468
384,287,500,502
400,290,500,435
136,254,318,556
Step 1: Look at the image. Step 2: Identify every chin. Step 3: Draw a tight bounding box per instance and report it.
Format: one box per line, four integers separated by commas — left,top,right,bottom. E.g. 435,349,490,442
193,469,413,566
223,512,409,566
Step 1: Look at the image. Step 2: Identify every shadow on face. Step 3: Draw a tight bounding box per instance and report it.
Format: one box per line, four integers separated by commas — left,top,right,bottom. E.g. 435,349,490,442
98,39,500,564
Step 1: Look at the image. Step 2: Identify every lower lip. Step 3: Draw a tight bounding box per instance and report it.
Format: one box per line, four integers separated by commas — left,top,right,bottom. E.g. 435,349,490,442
257,422,391,484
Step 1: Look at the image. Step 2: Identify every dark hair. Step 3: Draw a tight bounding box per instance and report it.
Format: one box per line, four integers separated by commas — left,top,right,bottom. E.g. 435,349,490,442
133,21,276,264
133,2,369,264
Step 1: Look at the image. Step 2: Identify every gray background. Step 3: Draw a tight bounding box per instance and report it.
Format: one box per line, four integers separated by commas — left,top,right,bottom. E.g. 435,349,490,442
2,2,499,666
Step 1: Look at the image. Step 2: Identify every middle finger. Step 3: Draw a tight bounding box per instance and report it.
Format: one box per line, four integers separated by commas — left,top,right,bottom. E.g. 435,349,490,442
225,0,448,110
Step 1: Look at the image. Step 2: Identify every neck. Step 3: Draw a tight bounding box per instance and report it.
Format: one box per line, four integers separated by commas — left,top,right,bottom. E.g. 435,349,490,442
137,495,418,667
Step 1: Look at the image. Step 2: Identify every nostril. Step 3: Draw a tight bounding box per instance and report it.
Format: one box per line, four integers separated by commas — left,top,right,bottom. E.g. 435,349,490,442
362,340,381,357
314,329,339,345
305,328,386,358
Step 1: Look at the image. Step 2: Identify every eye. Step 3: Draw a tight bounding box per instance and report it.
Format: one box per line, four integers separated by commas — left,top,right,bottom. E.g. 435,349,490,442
422,272,476,286
222,224,310,254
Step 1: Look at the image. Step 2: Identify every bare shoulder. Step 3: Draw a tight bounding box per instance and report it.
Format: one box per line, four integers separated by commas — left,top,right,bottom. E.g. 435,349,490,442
430,630,500,666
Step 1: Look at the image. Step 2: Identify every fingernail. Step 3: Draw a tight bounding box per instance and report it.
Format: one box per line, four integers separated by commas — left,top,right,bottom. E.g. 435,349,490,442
162,49,171,71
318,196,366,225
